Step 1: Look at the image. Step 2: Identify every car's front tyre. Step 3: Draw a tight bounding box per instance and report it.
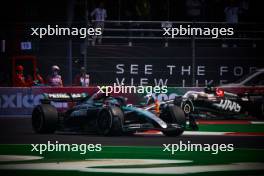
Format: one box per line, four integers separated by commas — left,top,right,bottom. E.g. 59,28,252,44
160,105,186,137
162,129,184,137
96,106,124,136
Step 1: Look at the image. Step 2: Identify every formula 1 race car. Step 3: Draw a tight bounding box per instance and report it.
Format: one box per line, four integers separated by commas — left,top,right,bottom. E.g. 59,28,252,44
175,87,264,119
32,92,186,136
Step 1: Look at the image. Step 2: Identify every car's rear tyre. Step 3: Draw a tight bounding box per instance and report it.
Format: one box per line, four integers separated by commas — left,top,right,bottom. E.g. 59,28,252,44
161,104,186,137
250,98,264,119
32,104,58,133
181,100,194,115
256,100,264,119
96,106,124,136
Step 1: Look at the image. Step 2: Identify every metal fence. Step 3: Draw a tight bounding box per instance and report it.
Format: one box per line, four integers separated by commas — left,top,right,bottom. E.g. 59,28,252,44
2,21,264,86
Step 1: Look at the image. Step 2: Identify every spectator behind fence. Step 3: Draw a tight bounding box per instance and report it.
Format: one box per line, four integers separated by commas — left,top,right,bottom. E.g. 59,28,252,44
222,0,241,48
224,0,240,24
13,65,32,87
91,2,107,46
33,68,45,85
74,67,90,87
185,0,203,21
47,65,63,87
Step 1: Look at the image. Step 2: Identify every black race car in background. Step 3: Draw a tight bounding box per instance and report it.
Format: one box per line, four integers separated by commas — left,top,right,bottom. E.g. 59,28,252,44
175,87,264,119
173,69,264,119
32,92,186,136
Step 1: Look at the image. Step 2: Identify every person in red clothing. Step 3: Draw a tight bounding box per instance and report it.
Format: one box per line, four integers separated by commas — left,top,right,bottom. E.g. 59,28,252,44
13,65,29,87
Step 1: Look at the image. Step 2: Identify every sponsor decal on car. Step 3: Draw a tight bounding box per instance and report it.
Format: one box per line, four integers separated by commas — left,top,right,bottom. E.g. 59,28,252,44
217,100,241,112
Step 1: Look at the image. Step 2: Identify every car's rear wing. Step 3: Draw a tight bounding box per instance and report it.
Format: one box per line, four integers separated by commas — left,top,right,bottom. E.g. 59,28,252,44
41,93,89,103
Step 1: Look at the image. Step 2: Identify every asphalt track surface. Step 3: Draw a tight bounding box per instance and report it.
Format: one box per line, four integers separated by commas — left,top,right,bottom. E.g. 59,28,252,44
0,117,264,148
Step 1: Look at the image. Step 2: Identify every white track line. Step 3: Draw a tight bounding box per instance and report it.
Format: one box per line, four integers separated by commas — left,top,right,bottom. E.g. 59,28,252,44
250,121,264,124
136,131,264,136
135,131,226,136
183,131,227,136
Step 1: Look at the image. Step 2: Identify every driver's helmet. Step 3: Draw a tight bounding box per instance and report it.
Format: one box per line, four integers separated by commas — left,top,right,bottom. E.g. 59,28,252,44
204,86,214,94
144,94,155,105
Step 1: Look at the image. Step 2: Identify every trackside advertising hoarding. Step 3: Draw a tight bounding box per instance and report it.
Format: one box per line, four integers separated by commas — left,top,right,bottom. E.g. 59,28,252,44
0,87,198,116
0,86,263,116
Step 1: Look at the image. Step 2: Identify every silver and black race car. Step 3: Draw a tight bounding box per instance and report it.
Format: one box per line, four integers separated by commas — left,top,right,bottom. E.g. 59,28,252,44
32,91,186,136
175,87,264,119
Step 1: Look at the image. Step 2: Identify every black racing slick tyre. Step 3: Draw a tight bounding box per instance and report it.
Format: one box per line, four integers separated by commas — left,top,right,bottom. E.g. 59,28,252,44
96,106,124,136
181,100,194,115
32,104,58,133
163,129,184,137
250,97,264,119
256,100,264,119
161,104,186,137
